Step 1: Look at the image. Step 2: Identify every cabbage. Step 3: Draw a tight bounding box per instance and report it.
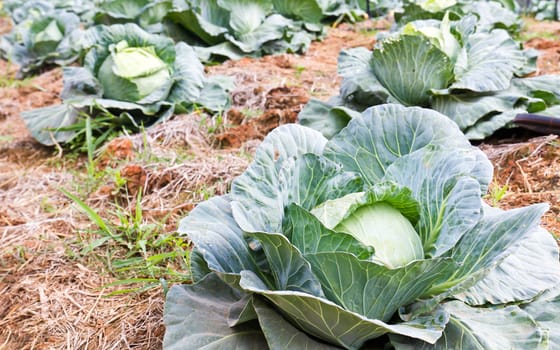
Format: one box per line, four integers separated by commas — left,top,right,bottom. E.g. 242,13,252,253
98,41,171,102
20,23,232,146
298,12,560,140
164,104,560,349
0,7,80,77
312,192,424,268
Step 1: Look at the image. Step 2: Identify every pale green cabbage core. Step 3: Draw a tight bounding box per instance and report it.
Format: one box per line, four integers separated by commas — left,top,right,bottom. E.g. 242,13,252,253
418,0,456,12
34,20,64,44
401,12,460,63
335,202,424,268
98,40,170,101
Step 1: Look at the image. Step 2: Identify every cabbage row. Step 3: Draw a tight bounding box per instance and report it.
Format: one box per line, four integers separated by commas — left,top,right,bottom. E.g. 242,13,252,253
0,0,370,74
0,0,372,146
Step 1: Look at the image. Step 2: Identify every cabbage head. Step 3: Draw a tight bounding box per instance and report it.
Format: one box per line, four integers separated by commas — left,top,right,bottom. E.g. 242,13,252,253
164,104,560,349
21,23,232,146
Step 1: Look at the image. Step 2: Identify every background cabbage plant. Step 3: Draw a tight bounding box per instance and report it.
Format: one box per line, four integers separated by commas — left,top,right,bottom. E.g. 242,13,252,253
0,4,81,78
92,0,172,34
164,104,560,349
21,23,232,146
393,0,523,34
165,0,367,61
299,13,560,140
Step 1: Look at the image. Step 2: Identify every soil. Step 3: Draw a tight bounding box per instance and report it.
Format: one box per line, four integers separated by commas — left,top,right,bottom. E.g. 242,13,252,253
0,16,559,350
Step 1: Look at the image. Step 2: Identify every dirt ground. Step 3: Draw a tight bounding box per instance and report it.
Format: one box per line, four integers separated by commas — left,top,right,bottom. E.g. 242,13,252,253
0,17,559,350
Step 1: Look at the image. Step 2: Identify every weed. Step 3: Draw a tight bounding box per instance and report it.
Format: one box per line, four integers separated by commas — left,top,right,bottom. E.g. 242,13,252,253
0,68,34,88
238,107,264,120
294,65,306,79
61,188,191,295
0,135,14,144
486,183,509,207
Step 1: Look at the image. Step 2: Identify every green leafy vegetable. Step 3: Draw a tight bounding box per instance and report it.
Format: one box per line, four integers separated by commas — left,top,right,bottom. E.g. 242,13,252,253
165,0,366,61
0,8,81,77
164,104,560,349
299,13,560,140
20,23,232,146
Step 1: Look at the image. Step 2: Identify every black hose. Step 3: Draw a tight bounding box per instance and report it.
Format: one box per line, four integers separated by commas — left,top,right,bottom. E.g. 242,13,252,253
514,113,560,135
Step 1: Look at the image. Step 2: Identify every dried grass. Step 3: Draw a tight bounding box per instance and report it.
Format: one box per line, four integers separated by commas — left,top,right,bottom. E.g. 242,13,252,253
480,135,560,238
0,112,252,349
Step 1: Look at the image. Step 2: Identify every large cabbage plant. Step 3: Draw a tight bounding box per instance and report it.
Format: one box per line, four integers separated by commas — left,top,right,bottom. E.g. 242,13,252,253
299,14,560,140
164,104,560,349
21,23,231,146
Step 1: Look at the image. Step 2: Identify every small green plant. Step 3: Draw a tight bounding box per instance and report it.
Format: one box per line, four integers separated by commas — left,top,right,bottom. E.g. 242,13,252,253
0,63,35,88
0,135,14,144
294,65,306,79
486,183,509,207
519,29,560,42
61,187,191,294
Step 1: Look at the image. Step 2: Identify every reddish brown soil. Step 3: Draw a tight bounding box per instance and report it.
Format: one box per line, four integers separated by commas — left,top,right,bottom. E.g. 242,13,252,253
216,85,310,147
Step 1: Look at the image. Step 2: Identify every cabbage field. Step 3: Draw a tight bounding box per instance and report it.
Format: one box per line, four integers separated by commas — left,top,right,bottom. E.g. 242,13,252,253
0,0,560,349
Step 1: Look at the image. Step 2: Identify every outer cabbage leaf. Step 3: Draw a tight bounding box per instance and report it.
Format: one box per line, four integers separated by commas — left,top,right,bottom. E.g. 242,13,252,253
240,270,449,349
252,297,341,350
21,104,81,145
455,226,560,305
371,35,454,106
271,0,323,23
166,42,205,106
166,0,230,45
427,203,548,296
323,104,471,184
177,195,263,281
463,1,522,33
231,126,362,233
431,92,518,130
246,231,324,296
391,301,547,350
304,252,457,322
383,147,492,257
338,47,389,109
225,14,291,53
522,286,560,350
164,273,268,350
217,0,272,35
442,29,526,93
297,99,358,139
